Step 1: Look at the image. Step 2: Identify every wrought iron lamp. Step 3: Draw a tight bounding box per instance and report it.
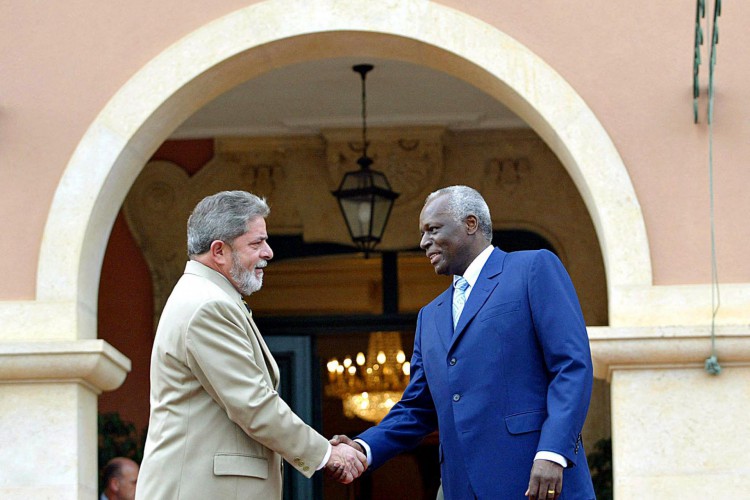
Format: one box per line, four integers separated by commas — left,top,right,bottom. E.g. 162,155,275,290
325,331,410,423
332,64,399,257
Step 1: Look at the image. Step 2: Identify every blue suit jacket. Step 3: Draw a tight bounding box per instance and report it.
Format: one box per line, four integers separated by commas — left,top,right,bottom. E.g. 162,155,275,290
358,249,595,499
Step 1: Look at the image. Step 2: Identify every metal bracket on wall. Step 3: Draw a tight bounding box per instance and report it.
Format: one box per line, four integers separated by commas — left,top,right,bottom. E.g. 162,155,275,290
693,0,722,124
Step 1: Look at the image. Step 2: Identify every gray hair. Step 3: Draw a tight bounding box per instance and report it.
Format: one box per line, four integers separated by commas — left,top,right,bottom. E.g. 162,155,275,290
425,185,493,241
187,190,270,257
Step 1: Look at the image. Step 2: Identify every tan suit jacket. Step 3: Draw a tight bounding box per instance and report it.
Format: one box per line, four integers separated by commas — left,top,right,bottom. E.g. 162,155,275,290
136,261,329,499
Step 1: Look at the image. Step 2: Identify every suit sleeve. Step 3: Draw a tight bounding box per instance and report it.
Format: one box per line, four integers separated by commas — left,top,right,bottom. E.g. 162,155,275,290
184,299,329,477
357,307,439,469
528,250,593,466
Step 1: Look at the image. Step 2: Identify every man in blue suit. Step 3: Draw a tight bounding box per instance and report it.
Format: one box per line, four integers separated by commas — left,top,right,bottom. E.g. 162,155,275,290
332,185,595,499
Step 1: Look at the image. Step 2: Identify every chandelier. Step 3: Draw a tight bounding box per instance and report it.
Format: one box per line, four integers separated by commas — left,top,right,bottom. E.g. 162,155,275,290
325,331,410,423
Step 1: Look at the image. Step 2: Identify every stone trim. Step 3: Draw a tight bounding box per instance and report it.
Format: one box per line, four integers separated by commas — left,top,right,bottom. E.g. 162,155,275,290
589,325,750,381
0,340,131,393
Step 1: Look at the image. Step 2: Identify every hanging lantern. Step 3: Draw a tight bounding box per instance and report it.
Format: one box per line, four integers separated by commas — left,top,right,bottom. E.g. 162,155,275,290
332,64,399,257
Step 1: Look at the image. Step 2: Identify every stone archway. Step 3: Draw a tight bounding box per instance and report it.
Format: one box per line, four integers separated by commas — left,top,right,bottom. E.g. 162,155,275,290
37,0,651,342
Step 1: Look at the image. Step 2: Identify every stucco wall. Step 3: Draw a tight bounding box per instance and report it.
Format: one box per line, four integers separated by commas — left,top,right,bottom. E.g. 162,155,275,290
0,0,255,299
1,0,749,303
438,1,750,285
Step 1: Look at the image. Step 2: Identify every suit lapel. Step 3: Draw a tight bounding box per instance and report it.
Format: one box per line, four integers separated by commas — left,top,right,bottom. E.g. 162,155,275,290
450,249,506,350
186,262,282,389
434,287,455,351
242,303,280,389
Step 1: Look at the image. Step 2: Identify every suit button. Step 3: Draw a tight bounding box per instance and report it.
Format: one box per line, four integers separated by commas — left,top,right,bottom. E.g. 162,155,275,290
303,466,310,472
449,358,457,366
452,394,460,402
294,457,302,464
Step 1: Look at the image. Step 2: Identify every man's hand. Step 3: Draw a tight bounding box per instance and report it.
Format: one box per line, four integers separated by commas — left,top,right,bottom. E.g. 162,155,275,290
324,439,367,484
329,434,365,454
525,459,563,500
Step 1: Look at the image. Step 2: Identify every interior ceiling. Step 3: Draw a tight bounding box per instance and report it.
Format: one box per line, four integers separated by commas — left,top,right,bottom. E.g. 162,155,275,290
171,57,527,139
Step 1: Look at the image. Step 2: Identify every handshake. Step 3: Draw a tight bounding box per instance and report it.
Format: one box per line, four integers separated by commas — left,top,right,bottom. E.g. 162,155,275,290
324,434,367,484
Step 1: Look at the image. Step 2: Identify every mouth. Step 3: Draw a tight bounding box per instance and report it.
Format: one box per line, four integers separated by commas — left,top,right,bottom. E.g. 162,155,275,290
427,252,441,266
254,260,267,274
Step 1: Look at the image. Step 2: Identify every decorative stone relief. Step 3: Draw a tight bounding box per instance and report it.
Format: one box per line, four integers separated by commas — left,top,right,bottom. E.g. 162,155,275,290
214,137,309,234
485,157,531,191
323,127,446,215
123,162,194,331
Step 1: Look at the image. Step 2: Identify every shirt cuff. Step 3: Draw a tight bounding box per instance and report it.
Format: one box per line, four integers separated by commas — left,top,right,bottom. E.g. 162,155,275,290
316,443,332,471
354,439,372,467
534,451,568,468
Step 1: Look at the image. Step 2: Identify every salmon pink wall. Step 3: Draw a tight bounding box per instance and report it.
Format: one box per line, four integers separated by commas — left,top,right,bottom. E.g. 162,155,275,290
0,1,254,299
438,1,750,284
2,0,749,303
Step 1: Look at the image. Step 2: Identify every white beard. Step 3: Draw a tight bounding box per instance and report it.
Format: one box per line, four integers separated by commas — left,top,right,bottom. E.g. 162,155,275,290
230,253,266,296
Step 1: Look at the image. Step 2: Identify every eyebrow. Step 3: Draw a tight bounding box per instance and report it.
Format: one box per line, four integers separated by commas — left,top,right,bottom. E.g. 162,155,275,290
248,235,268,244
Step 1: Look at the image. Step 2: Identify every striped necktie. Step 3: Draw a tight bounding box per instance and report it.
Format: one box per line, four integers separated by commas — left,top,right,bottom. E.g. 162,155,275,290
452,276,470,329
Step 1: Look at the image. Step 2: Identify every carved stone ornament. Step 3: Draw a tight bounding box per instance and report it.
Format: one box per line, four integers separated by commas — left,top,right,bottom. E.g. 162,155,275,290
323,127,446,215
485,157,532,191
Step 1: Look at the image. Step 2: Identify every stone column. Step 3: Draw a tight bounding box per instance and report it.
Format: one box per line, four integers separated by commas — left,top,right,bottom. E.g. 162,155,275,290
590,326,750,499
0,340,130,499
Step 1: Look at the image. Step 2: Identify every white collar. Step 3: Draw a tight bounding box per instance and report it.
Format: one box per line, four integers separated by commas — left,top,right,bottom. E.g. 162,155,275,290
453,244,493,294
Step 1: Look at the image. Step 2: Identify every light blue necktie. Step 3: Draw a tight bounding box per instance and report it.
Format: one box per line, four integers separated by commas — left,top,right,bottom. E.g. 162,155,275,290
452,276,470,329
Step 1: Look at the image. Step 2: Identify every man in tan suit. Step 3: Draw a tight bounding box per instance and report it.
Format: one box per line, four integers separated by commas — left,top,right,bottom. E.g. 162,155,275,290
136,190,366,499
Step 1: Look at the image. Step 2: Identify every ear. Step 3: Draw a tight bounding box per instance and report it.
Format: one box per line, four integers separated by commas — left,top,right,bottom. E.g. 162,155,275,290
465,214,479,235
208,240,230,265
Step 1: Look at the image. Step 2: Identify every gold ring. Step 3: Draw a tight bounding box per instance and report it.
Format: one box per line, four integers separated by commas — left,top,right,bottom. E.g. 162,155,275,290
547,490,556,495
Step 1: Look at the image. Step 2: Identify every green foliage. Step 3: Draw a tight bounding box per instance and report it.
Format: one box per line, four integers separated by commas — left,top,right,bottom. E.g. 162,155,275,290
97,412,146,492
588,437,613,500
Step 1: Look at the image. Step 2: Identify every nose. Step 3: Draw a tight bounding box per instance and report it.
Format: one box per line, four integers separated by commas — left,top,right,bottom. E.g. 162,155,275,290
420,232,431,250
262,241,274,260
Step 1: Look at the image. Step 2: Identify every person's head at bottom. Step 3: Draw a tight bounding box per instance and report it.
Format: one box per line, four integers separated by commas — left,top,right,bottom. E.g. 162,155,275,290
102,457,139,500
